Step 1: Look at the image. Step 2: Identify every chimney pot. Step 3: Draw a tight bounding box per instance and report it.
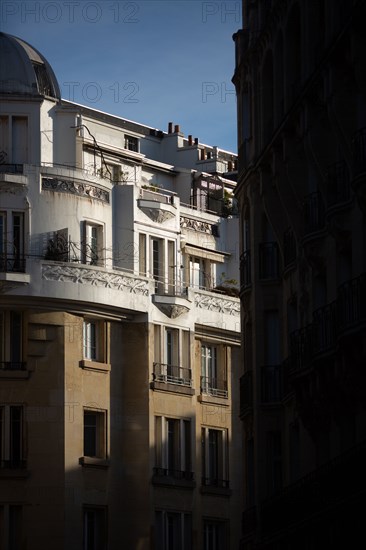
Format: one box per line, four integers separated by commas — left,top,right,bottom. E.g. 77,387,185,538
168,122,173,134
188,135,193,146
194,138,199,145
174,124,180,133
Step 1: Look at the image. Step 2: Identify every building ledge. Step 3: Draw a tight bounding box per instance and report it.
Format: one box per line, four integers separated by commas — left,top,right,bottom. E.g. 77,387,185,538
0,272,30,284
198,394,229,406
152,293,191,318
150,380,195,396
200,485,232,497
79,456,110,468
79,360,111,373
0,468,29,479
152,474,196,489
0,369,30,380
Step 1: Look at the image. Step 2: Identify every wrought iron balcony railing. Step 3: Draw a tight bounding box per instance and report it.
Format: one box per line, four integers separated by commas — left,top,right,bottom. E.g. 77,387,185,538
153,467,194,481
283,228,297,267
0,255,26,273
352,127,366,177
337,273,366,333
201,477,230,489
261,364,283,403
0,459,27,469
0,163,23,174
312,302,337,355
153,363,192,387
303,191,325,235
326,160,351,208
200,376,228,398
0,362,26,371
259,242,280,280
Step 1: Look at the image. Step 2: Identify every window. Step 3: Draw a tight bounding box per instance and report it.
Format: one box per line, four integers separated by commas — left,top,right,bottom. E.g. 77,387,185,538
155,416,192,480
0,115,28,165
124,135,139,152
153,326,191,386
83,506,107,550
83,410,106,459
155,511,192,550
203,520,228,550
189,256,212,290
0,505,23,550
83,320,105,363
151,237,164,293
201,427,229,488
81,221,104,266
201,344,227,398
0,405,24,468
0,212,25,273
0,311,24,370
266,431,282,495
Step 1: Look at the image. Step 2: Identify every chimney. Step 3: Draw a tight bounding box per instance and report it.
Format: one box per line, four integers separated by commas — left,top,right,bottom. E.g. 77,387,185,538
194,138,199,145
168,122,173,134
188,135,193,146
174,124,180,133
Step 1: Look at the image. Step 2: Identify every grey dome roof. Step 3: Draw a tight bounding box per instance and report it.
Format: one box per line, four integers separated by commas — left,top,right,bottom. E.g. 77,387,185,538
0,32,60,100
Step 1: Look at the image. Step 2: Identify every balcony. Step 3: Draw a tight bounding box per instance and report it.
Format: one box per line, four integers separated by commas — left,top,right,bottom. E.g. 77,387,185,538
0,362,26,371
240,250,251,290
312,302,337,356
201,477,230,489
259,242,280,280
0,164,23,174
261,365,283,403
153,363,192,386
352,127,366,177
240,371,253,417
152,286,191,319
152,467,195,488
289,325,313,371
337,273,366,333
138,187,177,222
303,191,325,237
260,440,366,538
283,228,297,268
0,255,26,273
200,376,228,398
326,160,351,209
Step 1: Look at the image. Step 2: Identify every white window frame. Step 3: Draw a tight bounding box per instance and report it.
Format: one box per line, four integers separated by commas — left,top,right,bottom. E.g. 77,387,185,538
201,343,228,398
124,134,139,152
81,221,104,266
153,326,191,386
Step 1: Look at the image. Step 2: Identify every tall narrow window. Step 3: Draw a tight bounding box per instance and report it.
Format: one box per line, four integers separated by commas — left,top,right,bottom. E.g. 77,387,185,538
168,240,175,293
201,427,229,488
0,405,24,469
83,410,106,459
83,506,107,550
12,117,28,164
201,344,227,398
203,520,227,550
154,416,192,480
0,311,23,370
155,511,192,550
83,320,97,361
82,222,104,266
151,237,164,293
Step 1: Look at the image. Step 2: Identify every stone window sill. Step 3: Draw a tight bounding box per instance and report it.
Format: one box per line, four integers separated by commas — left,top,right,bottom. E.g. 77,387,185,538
79,360,111,373
79,456,110,468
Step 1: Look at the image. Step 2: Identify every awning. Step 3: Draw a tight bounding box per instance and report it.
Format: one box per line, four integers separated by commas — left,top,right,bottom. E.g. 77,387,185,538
183,244,229,263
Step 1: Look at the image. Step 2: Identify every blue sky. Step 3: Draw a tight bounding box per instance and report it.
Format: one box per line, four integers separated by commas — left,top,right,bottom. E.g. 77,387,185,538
1,1,241,152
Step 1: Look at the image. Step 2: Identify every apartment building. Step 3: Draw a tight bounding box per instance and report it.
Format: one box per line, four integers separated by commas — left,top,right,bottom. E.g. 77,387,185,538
233,1,366,548
0,32,241,549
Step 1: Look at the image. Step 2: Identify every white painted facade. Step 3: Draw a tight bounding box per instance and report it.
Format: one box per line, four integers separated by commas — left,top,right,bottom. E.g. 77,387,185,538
0,32,241,550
